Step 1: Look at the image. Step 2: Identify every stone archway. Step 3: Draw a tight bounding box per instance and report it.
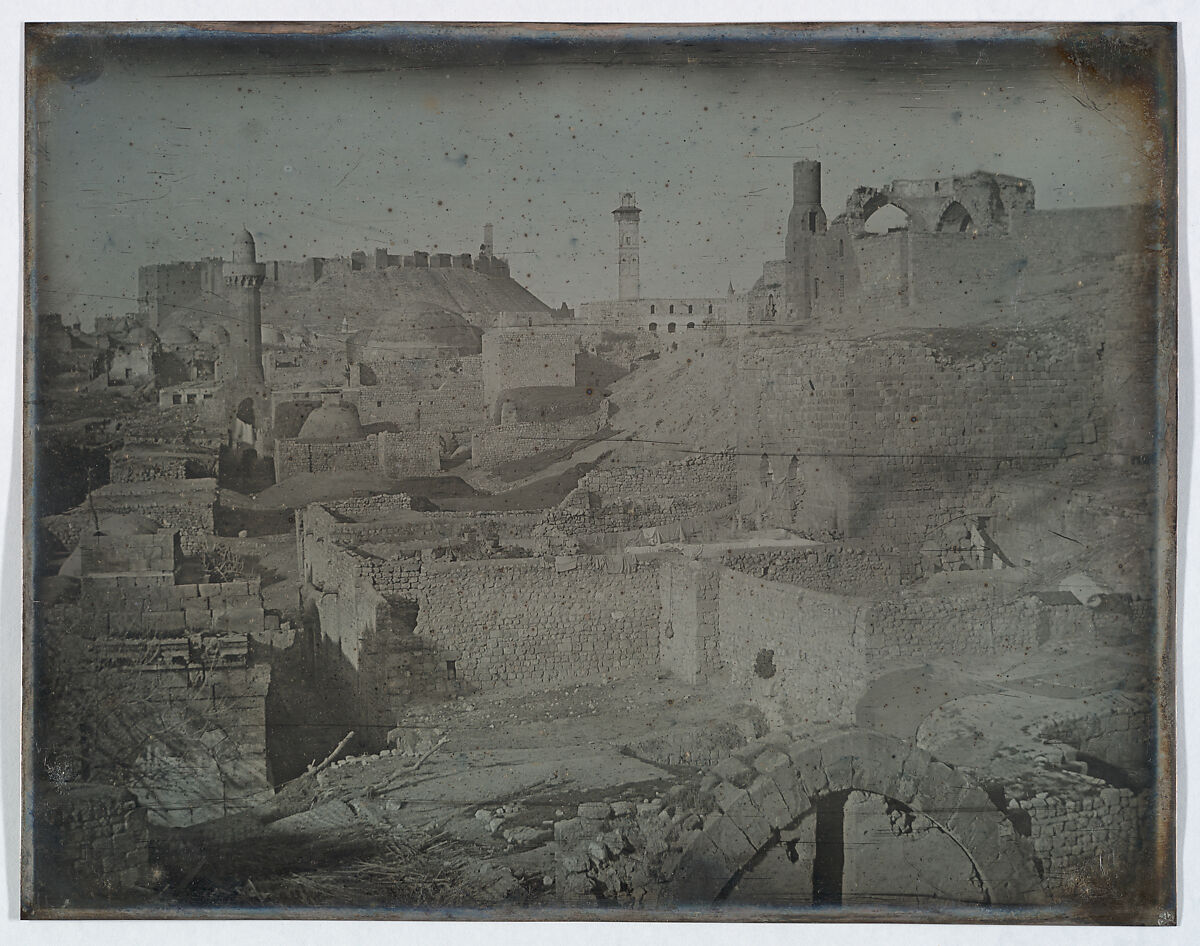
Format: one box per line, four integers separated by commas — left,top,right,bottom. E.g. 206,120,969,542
666,729,1045,907
937,200,975,233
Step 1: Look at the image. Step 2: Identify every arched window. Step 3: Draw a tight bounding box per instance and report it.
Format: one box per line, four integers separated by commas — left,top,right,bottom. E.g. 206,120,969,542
708,304,713,314
686,322,695,329
650,304,655,314
667,322,677,333
839,239,845,258
669,304,675,314
814,278,820,300
648,322,658,332
687,304,693,314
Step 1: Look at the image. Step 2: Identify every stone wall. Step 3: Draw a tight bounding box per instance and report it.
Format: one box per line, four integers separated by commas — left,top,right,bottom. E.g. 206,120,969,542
658,562,721,684
716,568,870,726
44,479,217,554
275,432,441,481
377,430,442,476
321,493,413,520
482,328,577,410
109,450,215,484
722,541,922,593
300,518,454,737
302,501,545,549
736,333,1099,544
78,530,178,577
35,783,150,900
470,410,604,469
1004,768,1148,898
540,451,737,536
355,357,486,433
77,576,267,639
862,579,1045,660
414,556,660,689
273,436,378,482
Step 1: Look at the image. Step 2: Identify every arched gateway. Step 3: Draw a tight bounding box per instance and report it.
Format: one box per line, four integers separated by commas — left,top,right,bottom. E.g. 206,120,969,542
665,730,1046,907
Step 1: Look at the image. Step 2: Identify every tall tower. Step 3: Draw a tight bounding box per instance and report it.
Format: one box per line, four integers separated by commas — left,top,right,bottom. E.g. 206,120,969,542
224,228,266,383
221,228,272,457
785,160,827,321
612,192,641,301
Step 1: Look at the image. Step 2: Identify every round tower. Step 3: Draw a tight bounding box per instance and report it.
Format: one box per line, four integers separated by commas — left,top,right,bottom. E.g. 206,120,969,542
612,192,641,302
223,228,266,384
785,161,827,321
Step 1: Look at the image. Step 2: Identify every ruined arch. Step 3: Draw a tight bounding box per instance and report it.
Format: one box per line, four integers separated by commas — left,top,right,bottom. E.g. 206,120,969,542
863,202,911,234
666,730,1045,907
937,201,974,233
850,188,930,234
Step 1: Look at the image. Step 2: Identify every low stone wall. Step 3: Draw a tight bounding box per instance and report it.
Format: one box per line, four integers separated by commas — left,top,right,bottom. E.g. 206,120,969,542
1005,769,1148,898
302,501,545,548
44,479,217,554
415,556,660,689
863,581,1046,659
583,451,736,496
722,542,923,593
109,451,215,484
470,410,603,469
321,493,413,520
36,783,150,900
539,451,737,536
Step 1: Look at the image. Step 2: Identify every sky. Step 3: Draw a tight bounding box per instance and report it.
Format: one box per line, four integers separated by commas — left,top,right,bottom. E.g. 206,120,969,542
27,25,1170,328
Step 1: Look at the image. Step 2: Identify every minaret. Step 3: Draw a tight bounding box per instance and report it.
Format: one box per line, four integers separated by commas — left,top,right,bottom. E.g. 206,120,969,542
612,192,641,301
482,222,494,256
785,160,827,321
224,228,265,383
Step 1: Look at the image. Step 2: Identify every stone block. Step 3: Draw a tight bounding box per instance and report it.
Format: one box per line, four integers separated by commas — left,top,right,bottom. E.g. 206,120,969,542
713,755,756,788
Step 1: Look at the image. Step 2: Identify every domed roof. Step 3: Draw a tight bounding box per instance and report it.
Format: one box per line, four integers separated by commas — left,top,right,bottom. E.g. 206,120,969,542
296,400,366,444
157,321,199,346
122,325,159,346
232,228,258,264
196,322,231,346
